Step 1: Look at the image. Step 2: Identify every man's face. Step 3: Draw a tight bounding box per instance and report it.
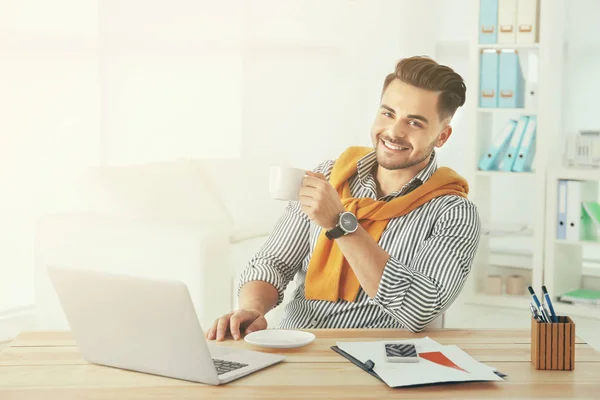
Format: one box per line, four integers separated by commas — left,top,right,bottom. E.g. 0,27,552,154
370,79,452,171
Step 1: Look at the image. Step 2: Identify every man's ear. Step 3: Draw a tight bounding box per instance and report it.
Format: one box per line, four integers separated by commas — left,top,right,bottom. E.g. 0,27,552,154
435,125,453,148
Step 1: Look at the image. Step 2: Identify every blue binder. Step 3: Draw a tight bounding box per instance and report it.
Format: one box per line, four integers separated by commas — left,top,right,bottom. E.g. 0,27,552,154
478,119,517,171
511,115,537,172
480,50,499,108
498,50,525,108
499,115,529,171
479,0,499,44
557,180,568,239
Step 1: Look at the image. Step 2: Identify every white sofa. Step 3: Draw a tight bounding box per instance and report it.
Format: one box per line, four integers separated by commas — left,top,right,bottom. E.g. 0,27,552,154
34,155,294,331
34,155,443,331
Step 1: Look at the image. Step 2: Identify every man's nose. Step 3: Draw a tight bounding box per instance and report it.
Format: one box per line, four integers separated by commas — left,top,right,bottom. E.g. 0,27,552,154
387,121,407,138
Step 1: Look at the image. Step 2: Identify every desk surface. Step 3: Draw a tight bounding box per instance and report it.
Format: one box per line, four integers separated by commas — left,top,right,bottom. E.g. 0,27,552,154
1,329,600,399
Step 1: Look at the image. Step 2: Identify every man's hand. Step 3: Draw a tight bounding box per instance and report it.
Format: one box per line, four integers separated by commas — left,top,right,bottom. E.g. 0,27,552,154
299,171,345,230
205,309,268,341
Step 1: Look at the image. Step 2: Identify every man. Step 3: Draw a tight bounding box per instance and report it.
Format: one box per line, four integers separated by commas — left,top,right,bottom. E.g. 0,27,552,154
207,56,480,340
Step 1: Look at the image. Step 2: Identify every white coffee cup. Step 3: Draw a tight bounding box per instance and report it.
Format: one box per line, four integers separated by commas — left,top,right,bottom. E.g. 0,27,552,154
269,166,307,201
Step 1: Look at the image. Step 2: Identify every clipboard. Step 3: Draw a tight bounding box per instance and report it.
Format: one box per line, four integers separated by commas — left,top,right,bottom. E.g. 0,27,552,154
330,345,508,385
330,346,382,382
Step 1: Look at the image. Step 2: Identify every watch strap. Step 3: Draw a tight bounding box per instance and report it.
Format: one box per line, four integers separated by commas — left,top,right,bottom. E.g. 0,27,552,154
325,225,345,240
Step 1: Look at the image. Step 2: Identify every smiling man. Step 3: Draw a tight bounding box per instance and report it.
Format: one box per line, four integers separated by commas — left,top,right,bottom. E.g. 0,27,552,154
207,56,480,340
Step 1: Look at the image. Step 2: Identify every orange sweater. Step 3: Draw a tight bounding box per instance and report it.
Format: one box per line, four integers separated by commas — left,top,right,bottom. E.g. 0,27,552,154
304,146,469,302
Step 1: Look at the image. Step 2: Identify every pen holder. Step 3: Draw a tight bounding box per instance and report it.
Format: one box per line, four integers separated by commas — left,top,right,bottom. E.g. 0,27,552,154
530,316,575,370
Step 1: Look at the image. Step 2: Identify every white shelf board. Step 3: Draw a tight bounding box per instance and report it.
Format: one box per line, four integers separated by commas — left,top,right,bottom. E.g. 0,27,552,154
466,293,532,309
549,167,600,181
481,231,534,239
488,252,533,269
553,302,600,320
476,170,536,177
555,239,600,247
477,43,540,50
477,108,537,114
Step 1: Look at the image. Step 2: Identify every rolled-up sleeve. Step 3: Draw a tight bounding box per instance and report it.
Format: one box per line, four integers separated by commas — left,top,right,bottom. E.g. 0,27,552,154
370,200,481,332
237,201,311,306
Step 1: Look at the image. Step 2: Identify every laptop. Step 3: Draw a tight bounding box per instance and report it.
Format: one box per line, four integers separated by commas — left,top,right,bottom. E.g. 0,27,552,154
47,265,285,385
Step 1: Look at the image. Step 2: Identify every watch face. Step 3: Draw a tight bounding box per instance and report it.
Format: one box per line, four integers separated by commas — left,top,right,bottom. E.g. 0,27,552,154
340,212,358,233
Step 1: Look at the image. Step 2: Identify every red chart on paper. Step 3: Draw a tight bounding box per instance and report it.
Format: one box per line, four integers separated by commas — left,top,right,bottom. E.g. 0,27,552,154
419,351,468,373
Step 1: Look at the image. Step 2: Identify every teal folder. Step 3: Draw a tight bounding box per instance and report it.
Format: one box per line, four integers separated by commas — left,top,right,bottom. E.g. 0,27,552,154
499,116,529,171
478,119,517,171
480,50,499,108
498,50,525,108
512,115,537,172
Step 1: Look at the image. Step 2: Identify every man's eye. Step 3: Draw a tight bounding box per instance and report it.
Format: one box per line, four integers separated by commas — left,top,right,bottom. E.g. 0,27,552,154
409,120,422,128
382,112,392,118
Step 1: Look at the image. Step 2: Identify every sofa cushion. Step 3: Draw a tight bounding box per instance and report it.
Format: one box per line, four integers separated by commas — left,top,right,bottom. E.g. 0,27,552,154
55,159,232,227
200,154,291,238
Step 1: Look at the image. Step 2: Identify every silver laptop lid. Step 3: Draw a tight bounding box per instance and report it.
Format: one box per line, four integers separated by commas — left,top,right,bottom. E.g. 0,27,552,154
47,265,219,384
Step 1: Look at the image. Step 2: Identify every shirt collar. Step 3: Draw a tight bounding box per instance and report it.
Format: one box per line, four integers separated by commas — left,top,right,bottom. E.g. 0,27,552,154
356,150,438,196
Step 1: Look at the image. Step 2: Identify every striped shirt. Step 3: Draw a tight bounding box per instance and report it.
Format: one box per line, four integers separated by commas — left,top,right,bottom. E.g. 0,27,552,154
238,150,481,332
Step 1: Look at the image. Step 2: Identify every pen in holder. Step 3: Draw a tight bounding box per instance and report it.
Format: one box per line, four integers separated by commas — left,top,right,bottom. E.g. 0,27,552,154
530,316,575,370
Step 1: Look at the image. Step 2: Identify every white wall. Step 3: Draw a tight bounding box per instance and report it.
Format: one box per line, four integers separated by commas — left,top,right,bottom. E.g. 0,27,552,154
0,0,444,314
0,0,102,312
242,0,442,169
100,0,245,165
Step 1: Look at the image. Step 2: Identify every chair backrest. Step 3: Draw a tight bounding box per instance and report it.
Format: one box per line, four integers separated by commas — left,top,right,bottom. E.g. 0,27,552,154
425,313,445,330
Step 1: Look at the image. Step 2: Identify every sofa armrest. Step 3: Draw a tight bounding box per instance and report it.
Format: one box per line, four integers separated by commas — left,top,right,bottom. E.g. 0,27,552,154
35,213,233,331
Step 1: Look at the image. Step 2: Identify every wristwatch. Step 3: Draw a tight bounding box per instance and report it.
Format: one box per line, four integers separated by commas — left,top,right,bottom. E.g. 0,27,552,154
325,211,359,239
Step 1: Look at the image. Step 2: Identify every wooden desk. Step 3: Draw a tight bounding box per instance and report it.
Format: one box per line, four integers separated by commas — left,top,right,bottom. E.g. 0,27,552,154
1,329,600,399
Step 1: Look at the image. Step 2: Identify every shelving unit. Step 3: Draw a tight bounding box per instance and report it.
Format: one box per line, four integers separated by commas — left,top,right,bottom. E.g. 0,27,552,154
463,0,564,310
544,166,600,319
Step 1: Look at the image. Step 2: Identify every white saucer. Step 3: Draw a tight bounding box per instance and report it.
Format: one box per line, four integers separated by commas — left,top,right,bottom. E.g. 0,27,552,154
244,329,316,349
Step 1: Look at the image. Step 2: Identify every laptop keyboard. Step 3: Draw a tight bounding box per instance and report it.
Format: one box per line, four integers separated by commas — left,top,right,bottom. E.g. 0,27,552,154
212,358,248,375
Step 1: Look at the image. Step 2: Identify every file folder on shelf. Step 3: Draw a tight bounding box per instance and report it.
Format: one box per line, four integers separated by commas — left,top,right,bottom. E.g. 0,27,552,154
582,203,599,241
479,0,499,44
478,119,517,171
583,202,600,228
516,0,540,44
524,52,539,110
498,50,525,108
479,50,499,108
511,115,536,172
497,0,517,44
565,181,599,241
557,180,568,240
499,115,529,171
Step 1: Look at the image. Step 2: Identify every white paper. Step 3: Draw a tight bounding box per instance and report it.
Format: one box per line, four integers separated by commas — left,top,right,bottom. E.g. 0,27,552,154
336,337,504,388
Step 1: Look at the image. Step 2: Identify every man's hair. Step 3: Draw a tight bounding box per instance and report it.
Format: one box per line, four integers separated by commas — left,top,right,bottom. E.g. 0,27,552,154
382,56,466,121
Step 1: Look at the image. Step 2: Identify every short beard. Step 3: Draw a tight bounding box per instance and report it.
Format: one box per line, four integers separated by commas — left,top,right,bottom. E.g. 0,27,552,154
375,142,436,171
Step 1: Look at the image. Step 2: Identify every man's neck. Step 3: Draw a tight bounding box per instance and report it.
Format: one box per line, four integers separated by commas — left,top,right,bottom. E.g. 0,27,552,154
374,157,430,198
